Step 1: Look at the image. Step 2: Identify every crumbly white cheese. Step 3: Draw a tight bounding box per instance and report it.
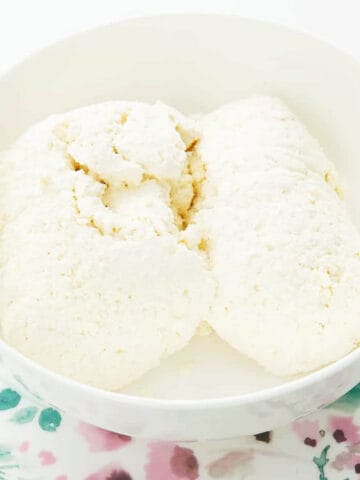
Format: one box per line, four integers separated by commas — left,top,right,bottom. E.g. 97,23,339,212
185,97,360,376
1,97,360,389
0,101,214,390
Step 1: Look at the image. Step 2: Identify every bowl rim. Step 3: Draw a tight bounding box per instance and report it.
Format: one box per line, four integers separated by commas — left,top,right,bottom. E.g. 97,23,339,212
1,12,360,409
1,336,359,409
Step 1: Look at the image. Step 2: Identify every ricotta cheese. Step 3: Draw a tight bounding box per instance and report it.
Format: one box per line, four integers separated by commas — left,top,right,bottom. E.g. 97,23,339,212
0,101,214,390
1,96,359,389
186,97,360,376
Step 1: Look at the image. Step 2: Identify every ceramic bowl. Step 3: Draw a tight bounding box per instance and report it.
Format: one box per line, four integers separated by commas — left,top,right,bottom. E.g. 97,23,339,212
0,14,360,440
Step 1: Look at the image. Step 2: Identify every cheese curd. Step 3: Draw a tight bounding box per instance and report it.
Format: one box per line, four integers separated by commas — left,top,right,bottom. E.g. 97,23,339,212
1,97,359,389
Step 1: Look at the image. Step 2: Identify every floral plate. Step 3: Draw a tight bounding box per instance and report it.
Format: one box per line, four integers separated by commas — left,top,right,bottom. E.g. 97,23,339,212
0,365,359,480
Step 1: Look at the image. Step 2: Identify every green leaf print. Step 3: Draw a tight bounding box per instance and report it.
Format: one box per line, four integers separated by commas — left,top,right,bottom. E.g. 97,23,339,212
0,448,11,460
0,446,19,479
313,445,330,480
313,446,350,480
39,407,62,432
330,383,360,412
0,389,20,410
10,406,38,424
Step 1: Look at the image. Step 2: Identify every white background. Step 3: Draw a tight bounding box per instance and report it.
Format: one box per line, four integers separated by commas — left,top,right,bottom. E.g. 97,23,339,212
1,0,360,74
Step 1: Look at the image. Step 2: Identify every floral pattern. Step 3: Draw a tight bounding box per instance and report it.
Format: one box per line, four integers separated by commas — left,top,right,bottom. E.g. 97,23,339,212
0,367,358,479
85,463,132,480
78,423,131,452
145,443,199,480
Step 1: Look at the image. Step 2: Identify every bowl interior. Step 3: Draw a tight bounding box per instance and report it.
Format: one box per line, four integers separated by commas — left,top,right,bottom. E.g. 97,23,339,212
0,14,360,400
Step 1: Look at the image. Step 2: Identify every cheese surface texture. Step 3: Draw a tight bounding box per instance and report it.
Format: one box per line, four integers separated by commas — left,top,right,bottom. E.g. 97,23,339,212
1,97,359,389
187,97,360,376
0,101,214,390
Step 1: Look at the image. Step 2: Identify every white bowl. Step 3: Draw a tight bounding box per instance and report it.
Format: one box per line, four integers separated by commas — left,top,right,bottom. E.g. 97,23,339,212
0,14,360,441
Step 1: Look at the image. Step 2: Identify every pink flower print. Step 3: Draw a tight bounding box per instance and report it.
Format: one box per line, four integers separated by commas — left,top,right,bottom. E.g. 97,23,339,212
38,450,56,466
106,473,132,480
332,444,360,472
170,446,199,480
208,450,253,478
56,476,68,480
328,416,360,444
146,442,199,480
146,442,175,480
78,422,131,452
18,441,29,453
86,463,132,480
292,419,320,446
